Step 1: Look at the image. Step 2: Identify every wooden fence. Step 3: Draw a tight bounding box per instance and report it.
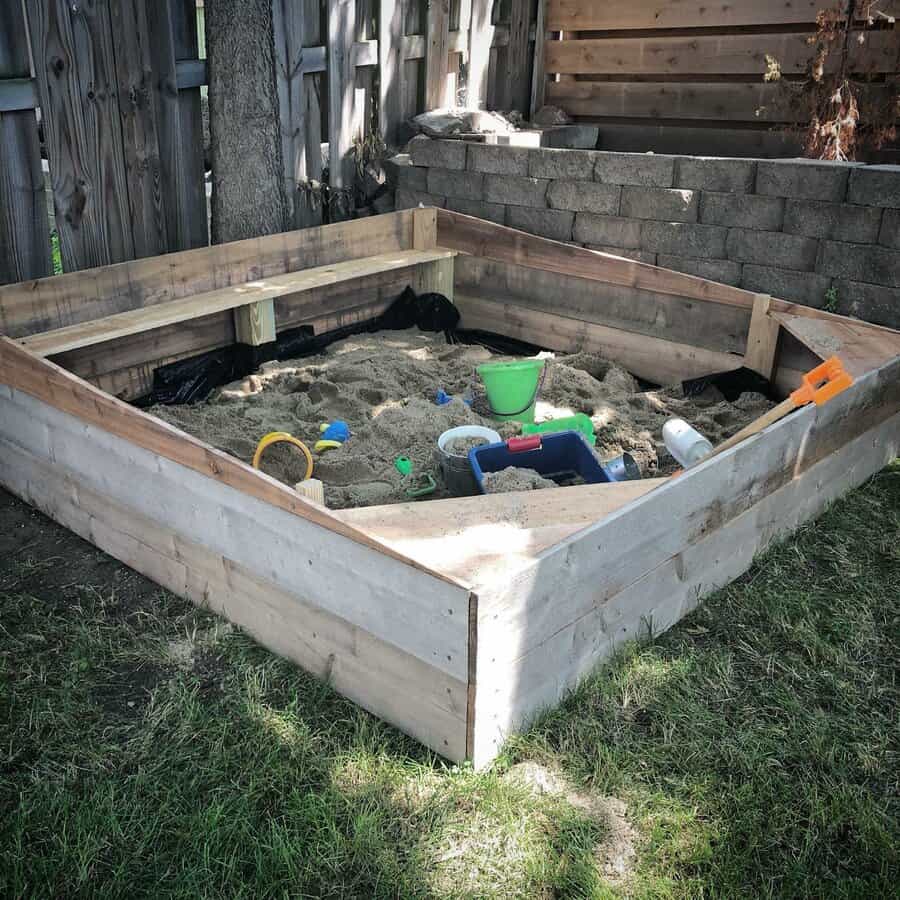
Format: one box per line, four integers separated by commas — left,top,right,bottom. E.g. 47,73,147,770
534,0,900,158
0,0,540,285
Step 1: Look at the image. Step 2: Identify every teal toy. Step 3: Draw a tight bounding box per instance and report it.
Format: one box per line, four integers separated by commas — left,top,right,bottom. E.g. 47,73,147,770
394,456,412,476
522,413,595,445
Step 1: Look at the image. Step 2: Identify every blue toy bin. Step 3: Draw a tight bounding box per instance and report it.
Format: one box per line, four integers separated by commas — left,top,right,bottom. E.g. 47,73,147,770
469,431,635,492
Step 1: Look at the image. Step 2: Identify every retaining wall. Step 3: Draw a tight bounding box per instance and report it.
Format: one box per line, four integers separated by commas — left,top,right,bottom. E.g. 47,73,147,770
396,138,900,329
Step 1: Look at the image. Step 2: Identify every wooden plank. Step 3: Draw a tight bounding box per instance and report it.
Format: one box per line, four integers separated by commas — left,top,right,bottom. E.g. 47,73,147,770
547,0,825,31
455,293,741,385
412,256,455,300
412,205,437,249
0,77,38,112
164,0,208,251
425,0,451,109
472,402,900,764
109,0,169,259
0,0,52,284
501,0,532,113
0,336,468,591
544,31,900,76
378,0,403,145
544,80,892,123
455,254,751,355
467,0,494,109
744,294,779,380
233,299,276,346
772,311,900,378
336,479,666,584
529,0,547,117
328,0,356,194
436,209,900,343
0,211,415,338
19,249,455,356
0,425,470,760
27,0,135,271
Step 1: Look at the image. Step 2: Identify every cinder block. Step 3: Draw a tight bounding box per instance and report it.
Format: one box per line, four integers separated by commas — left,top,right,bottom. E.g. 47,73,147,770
506,206,575,242
846,165,900,209
573,213,642,249
594,152,675,188
528,148,595,180
445,197,506,225
583,245,656,264
408,137,468,170
755,159,853,202
639,221,728,258
782,200,883,242
543,125,600,149
483,174,549,207
467,143,530,176
878,209,900,249
726,229,818,270
620,186,698,222
383,153,411,186
427,168,483,201
395,189,445,209
547,180,620,215
397,165,428,191
832,279,900,329
656,254,743,286
700,192,784,230
816,240,900,287
741,264,832,308
675,156,757,193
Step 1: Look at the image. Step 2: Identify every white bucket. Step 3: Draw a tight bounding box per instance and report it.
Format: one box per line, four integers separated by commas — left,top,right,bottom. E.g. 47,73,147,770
436,425,502,495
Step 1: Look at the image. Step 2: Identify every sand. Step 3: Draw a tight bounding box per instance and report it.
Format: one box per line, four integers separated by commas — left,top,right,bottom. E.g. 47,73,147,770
482,467,558,493
444,435,493,457
149,328,773,509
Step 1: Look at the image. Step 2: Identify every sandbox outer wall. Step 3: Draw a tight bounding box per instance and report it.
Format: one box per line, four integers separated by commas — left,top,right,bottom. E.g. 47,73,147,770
1,210,899,766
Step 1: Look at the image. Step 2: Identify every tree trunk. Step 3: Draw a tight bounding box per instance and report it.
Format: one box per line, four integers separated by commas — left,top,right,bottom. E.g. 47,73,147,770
205,0,289,243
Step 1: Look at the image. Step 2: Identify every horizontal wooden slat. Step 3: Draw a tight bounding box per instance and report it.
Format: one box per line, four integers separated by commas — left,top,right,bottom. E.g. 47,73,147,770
455,293,740,385
546,79,877,122
20,249,455,357
545,30,900,76
0,77,37,112
174,59,206,89
547,0,825,31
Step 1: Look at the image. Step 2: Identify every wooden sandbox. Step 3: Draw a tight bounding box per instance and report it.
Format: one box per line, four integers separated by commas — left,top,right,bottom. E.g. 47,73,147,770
2,208,898,766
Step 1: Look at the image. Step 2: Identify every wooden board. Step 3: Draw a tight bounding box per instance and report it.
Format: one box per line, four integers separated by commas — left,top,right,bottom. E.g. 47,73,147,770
27,0,135,271
19,249,455,357
744,294,779,380
0,211,416,339
547,0,825,30
545,31,900,76
772,311,900,378
0,413,470,761
455,293,741,386
336,478,667,584
0,0,52,284
455,255,751,355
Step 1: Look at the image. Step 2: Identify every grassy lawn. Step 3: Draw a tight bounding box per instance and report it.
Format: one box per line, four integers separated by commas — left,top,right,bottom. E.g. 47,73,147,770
1,464,898,898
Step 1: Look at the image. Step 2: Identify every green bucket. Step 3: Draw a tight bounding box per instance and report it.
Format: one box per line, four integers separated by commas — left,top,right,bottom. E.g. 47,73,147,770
477,359,545,423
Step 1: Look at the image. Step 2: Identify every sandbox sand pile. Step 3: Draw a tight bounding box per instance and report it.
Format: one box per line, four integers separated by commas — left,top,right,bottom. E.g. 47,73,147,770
150,329,772,509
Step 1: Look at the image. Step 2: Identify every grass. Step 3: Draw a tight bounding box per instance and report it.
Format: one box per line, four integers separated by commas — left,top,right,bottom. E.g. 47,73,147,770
1,463,898,898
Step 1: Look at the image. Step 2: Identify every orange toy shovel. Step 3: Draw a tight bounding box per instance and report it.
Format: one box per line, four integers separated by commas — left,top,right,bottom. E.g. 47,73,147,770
691,356,854,467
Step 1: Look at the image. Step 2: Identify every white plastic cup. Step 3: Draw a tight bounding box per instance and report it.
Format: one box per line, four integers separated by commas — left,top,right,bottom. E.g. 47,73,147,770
436,425,502,496
662,418,713,467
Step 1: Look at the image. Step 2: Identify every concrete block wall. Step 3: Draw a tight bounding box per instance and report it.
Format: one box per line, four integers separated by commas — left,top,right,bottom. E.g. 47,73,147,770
397,138,900,329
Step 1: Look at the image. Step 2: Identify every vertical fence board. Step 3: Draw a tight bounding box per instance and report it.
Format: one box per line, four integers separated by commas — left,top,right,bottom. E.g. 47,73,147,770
378,0,402,144
503,0,531,112
109,0,169,258
28,0,135,271
425,0,450,109
165,0,208,250
467,0,493,110
0,0,52,284
328,0,356,210
530,0,546,116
